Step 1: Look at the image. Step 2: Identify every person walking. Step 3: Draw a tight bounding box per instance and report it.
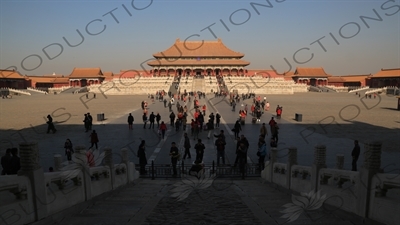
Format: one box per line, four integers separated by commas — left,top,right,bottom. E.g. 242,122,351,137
169,142,180,177
46,115,57,134
90,130,99,149
215,136,226,165
127,113,134,130
194,139,205,162
351,140,361,171
156,113,161,128
257,138,267,171
159,121,167,139
260,123,268,139
64,138,74,162
192,119,200,140
183,133,191,160
148,112,155,129
137,140,147,175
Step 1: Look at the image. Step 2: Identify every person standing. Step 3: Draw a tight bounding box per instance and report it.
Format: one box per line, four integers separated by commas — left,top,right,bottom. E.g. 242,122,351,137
142,113,148,129
87,113,93,130
169,142,180,176
169,111,175,127
137,140,147,175
260,123,268,139
182,114,187,131
271,123,279,144
64,139,74,162
9,148,20,175
233,120,242,138
46,115,57,134
257,138,267,171
192,119,200,140
149,112,155,129
1,149,12,175
183,133,191,160
159,121,167,139
90,130,99,149
163,98,167,108
194,139,205,162
268,117,276,134
216,113,221,128
83,114,90,132
156,113,161,128
127,113,134,130
237,142,247,174
215,136,226,165
351,140,361,171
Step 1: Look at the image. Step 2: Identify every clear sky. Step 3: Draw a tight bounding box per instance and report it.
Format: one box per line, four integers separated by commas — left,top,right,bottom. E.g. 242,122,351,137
1,0,399,76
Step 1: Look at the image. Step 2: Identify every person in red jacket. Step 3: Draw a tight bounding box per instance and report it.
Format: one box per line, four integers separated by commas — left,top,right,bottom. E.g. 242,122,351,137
159,121,167,139
202,104,207,116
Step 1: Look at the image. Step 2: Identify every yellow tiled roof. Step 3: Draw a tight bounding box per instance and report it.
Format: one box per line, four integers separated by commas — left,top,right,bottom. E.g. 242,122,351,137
152,38,245,58
371,68,400,78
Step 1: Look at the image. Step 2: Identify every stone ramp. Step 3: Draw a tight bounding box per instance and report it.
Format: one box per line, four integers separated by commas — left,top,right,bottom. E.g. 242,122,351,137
32,178,380,225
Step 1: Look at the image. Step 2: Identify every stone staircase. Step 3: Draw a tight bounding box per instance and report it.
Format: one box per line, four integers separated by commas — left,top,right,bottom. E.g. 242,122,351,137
192,78,205,93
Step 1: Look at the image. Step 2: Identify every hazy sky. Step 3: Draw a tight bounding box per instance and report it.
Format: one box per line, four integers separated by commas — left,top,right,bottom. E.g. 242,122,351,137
1,0,399,76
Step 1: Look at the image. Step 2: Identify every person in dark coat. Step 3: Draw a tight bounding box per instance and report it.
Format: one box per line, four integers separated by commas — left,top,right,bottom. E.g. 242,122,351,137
127,113,134,130
194,139,205,162
215,113,221,128
46,115,57,134
233,120,242,138
183,133,191,160
64,139,74,162
148,112,155,129
137,140,147,174
156,113,161,128
142,113,148,129
87,113,93,130
169,112,176,127
9,148,20,175
351,140,361,171
169,142,180,176
83,114,90,132
1,148,12,175
90,130,99,149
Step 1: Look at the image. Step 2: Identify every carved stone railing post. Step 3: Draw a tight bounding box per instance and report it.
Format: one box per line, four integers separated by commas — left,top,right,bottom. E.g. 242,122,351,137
74,145,92,200
356,141,382,217
121,148,131,183
104,147,115,189
265,148,278,182
287,147,297,189
336,154,344,170
53,154,62,171
18,142,47,221
312,144,326,191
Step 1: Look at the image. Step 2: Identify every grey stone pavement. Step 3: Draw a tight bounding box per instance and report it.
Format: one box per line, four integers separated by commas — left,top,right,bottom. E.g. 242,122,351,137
1,89,399,225
32,178,383,225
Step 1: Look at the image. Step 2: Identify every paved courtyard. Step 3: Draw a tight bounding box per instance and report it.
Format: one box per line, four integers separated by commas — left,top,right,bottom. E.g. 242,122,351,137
0,90,399,171
1,89,398,225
